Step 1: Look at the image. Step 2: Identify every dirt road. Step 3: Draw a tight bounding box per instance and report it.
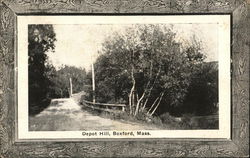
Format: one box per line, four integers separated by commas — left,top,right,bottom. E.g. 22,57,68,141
29,97,158,131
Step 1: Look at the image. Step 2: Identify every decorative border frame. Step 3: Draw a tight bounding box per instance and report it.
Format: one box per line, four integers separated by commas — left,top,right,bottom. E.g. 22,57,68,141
0,0,249,157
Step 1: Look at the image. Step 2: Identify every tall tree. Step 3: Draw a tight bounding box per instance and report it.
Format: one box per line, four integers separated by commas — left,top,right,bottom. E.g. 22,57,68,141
28,24,56,115
93,24,205,116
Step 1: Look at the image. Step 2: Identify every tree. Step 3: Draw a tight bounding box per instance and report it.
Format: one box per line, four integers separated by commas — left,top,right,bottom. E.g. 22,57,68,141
181,61,218,116
92,24,205,117
93,53,131,104
28,24,56,115
51,65,87,98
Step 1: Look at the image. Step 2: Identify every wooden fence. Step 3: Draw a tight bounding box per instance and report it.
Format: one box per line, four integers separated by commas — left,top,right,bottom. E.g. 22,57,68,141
81,100,126,114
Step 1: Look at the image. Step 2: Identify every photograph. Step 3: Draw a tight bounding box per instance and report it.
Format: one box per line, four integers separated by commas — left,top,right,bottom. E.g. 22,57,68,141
17,15,231,139
1,1,248,157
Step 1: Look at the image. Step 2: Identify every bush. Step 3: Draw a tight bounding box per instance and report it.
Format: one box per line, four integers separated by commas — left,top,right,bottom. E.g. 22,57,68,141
135,110,148,121
179,114,218,129
196,116,218,129
159,112,194,129
159,113,180,129
180,114,196,129
160,113,176,124
151,116,163,126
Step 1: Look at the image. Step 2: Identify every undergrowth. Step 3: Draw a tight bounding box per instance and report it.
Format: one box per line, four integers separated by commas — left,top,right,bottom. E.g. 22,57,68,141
80,105,218,129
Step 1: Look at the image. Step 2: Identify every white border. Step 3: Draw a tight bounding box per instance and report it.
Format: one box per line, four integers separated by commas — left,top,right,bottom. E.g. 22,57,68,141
17,15,231,140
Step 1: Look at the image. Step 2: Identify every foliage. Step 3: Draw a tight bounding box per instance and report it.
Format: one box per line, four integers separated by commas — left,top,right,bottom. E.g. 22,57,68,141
28,24,56,116
81,72,94,101
181,61,218,116
51,65,87,98
180,113,218,129
93,53,130,103
90,24,206,117
28,25,88,116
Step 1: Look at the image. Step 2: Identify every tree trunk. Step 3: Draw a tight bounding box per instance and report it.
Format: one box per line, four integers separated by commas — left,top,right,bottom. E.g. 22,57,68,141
147,95,160,115
135,77,152,115
134,63,157,115
129,67,136,115
129,84,135,115
149,92,164,116
134,91,146,116
142,67,161,111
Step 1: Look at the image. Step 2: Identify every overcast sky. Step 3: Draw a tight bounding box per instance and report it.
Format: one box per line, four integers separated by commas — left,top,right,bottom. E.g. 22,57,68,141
47,23,218,71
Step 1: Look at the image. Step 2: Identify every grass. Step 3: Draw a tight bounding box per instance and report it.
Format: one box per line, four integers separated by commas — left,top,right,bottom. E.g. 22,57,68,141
80,106,167,129
81,106,176,129
159,113,219,129
80,103,218,130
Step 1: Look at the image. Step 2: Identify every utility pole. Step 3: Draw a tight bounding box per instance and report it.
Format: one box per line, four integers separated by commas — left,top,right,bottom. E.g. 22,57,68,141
69,77,72,98
92,63,96,103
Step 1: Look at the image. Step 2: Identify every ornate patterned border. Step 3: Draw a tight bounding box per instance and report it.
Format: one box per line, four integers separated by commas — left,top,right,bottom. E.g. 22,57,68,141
0,0,249,157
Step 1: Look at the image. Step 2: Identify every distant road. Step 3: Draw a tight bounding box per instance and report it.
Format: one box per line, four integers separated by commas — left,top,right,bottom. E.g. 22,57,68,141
29,94,159,131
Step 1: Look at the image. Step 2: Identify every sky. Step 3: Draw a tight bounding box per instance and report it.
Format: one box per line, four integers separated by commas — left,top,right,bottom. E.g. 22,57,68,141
47,23,218,71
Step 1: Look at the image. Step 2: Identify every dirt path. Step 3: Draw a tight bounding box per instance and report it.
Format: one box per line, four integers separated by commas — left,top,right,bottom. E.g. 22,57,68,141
29,97,159,131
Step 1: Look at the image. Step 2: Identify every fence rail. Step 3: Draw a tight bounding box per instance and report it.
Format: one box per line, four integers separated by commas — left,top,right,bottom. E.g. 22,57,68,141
81,99,126,113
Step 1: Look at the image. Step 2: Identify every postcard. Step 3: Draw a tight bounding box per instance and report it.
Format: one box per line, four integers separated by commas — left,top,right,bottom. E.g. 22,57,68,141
17,15,230,140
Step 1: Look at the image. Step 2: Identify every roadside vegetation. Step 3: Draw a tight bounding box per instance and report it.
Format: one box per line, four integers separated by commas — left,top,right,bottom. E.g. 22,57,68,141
28,25,87,116
82,24,218,129
28,24,56,116
28,24,218,129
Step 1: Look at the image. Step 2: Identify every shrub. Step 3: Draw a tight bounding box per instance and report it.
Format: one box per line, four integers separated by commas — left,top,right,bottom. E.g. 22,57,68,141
151,116,163,126
196,117,219,129
180,113,197,129
135,110,148,121
159,113,179,129
159,112,195,129
160,113,176,124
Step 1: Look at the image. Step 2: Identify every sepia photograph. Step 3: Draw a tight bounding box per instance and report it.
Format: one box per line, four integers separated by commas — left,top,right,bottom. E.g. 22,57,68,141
1,0,248,157
17,15,231,139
